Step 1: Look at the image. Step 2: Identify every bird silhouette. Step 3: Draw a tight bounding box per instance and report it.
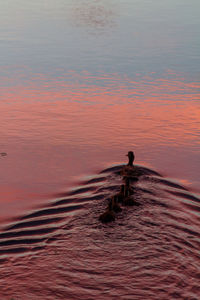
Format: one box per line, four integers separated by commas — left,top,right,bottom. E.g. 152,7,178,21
99,199,115,223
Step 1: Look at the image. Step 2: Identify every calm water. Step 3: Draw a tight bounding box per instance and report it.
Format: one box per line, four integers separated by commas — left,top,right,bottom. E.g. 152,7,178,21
0,0,200,299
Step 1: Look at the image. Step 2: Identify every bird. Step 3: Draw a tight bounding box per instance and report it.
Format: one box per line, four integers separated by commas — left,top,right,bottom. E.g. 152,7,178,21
99,199,115,223
126,151,135,167
121,151,136,177
115,184,125,203
123,177,134,196
123,196,135,206
112,195,122,212
122,177,135,206
114,177,134,205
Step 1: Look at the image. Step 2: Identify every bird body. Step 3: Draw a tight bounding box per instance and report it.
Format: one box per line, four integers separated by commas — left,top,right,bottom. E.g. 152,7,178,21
112,195,122,212
121,151,136,176
122,196,135,206
99,200,115,223
124,177,134,196
121,176,136,206
99,150,139,223
115,185,125,203
99,210,115,223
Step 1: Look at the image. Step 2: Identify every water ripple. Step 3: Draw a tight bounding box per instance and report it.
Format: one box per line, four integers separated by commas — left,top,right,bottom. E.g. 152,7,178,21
0,164,199,300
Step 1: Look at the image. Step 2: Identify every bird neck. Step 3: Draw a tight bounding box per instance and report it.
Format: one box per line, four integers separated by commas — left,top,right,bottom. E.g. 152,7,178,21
127,156,133,166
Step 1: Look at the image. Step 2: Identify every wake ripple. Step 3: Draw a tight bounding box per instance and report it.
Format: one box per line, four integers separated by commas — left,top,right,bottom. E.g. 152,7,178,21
0,164,199,300
0,164,199,259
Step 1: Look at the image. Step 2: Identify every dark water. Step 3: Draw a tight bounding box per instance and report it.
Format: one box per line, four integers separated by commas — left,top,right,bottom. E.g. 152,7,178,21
0,0,200,299
0,164,199,299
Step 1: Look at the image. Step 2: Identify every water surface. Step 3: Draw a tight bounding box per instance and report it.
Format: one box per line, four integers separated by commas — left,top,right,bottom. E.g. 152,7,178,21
0,0,200,299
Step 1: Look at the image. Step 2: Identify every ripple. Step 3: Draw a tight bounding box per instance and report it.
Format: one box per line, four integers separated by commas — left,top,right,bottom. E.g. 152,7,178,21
0,164,199,300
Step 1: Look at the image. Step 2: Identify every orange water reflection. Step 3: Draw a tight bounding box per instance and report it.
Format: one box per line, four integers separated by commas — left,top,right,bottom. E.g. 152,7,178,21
1,72,199,144
0,71,199,221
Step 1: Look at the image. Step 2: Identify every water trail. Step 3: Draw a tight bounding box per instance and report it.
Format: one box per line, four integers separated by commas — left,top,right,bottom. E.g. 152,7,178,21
0,164,199,300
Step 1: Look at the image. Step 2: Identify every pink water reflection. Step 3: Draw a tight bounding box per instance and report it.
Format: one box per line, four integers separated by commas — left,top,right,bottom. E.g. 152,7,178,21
0,71,199,222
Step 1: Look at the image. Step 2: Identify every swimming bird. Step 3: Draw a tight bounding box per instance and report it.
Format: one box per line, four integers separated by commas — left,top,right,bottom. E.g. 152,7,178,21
122,177,135,206
115,184,125,203
121,151,136,177
123,177,134,196
112,195,122,212
126,151,135,167
99,200,115,223
122,196,135,206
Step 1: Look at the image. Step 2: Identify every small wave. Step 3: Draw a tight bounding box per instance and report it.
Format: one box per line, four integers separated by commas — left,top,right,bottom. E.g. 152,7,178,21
143,176,188,191
0,163,199,300
167,190,200,203
0,163,199,267
19,204,85,220
0,227,57,240
6,216,65,231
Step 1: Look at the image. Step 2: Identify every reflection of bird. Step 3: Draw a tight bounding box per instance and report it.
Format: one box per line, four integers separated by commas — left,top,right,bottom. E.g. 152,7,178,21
99,200,115,223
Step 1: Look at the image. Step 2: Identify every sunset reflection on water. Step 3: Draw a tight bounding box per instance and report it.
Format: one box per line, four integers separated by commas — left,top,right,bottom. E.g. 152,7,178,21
0,70,199,221
0,1,200,299
0,0,200,223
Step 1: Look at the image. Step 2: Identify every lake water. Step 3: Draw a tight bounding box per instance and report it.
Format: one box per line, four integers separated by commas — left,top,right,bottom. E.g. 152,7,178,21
0,1,200,299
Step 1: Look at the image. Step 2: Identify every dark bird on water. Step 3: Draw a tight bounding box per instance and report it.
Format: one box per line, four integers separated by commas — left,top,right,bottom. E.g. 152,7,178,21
99,151,138,222
99,199,115,223
115,184,125,203
112,195,122,212
126,151,135,166
124,177,134,196
122,195,135,206
121,151,137,178
122,177,135,206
